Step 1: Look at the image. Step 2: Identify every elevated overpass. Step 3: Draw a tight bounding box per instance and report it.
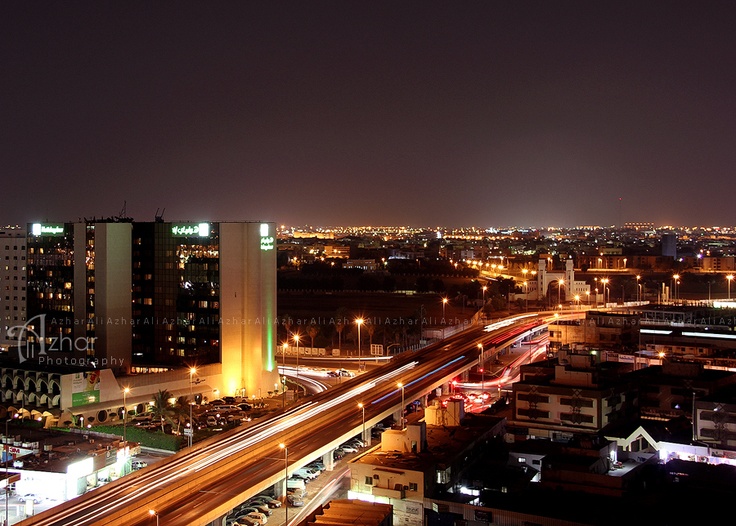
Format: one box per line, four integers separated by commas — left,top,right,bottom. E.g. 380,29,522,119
22,312,580,526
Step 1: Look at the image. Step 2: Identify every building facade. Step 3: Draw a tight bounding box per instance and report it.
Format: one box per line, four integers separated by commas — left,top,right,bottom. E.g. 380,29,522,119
0,226,27,348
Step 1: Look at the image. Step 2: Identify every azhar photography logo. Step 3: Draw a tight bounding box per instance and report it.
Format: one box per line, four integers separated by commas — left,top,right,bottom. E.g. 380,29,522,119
7,314,96,366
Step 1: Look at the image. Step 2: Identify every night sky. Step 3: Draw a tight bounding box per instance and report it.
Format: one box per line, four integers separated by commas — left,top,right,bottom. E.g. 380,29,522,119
3,2,736,228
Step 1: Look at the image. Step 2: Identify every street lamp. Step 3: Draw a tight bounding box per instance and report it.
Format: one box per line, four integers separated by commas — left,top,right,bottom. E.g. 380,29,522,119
482,285,487,304
358,403,366,444
397,382,405,429
188,367,197,447
279,443,288,525
477,343,484,391
558,278,564,305
673,274,680,303
442,297,448,319
636,275,641,303
601,278,609,305
728,274,734,300
355,318,364,372
148,509,159,526
5,413,18,526
281,342,288,408
293,334,301,397
122,387,130,444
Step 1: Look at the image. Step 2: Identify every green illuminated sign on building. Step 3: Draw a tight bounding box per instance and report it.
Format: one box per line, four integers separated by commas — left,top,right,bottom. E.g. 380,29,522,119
171,223,210,237
31,223,65,236
260,223,274,250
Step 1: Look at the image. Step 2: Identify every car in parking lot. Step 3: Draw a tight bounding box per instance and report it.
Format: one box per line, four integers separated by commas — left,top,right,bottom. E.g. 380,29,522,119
239,512,267,525
246,503,272,516
339,444,358,453
131,460,148,470
249,496,282,508
18,493,43,504
287,494,304,507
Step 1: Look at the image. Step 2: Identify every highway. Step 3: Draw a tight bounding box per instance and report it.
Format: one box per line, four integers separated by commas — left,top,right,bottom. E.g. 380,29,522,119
21,312,562,526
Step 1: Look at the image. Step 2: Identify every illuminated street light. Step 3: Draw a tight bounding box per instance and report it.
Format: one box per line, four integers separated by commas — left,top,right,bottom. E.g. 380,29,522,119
355,318,364,372
477,343,484,391
279,443,289,525
728,274,734,300
442,297,448,319
188,367,197,447
397,382,405,429
122,387,130,444
149,509,159,526
5,413,18,526
281,342,288,408
601,278,609,305
358,402,365,443
293,333,301,397
673,274,680,302
482,285,487,304
558,278,564,305
636,275,641,303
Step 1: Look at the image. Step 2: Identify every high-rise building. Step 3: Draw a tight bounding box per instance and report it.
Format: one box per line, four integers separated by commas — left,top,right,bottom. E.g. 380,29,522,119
24,220,278,397
0,226,27,347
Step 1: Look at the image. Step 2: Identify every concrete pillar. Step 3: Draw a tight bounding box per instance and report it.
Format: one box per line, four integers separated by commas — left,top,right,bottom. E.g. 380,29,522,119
323,450,335,471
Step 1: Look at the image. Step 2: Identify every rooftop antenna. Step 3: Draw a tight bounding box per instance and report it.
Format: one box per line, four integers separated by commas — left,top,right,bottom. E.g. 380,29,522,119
155,207,166,222
119,200,127,218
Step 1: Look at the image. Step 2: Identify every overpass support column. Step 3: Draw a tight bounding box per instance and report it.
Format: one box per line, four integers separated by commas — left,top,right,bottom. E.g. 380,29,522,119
323,450,335,471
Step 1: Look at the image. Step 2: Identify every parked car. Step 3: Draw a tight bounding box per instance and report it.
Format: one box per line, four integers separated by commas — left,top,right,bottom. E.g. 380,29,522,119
240,512,267,525
340,444,358,453
250,496,282,508
131,460,148,470
287,494,304,507
233,518,259,526
246,503,272,516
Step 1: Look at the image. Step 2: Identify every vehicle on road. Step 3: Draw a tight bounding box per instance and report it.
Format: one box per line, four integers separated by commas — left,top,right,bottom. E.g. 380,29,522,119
19,494,43,503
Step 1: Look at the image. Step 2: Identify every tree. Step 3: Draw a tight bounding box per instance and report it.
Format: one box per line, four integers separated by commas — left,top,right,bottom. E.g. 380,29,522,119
151,389,175,433
172,395,192,434
308,324,319,349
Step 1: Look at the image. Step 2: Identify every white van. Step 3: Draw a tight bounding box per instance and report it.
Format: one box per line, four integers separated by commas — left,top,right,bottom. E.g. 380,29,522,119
286,478,306,491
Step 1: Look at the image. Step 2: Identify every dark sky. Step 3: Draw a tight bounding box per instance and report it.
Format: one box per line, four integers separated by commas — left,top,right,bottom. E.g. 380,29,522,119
3,1,736,228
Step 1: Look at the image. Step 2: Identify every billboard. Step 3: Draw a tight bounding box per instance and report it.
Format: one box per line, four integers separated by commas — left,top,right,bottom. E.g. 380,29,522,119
71,371,101,406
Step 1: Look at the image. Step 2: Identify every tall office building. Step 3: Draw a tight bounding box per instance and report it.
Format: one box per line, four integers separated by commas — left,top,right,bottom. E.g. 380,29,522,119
662,233,677,259
26,221,133,370
0,226,27,347
25,220,278,397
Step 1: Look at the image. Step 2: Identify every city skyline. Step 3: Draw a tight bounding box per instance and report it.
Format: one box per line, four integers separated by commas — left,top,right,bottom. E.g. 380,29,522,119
3,2,736,228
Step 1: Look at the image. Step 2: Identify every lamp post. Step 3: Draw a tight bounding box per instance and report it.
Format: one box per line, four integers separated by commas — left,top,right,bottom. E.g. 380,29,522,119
279,444,288,526
477,343,484,391
281,343,288,407
442,297,448,319
148,509,159,526
601,278,609,305
636,275,641,303
672,274,680,303
481,285,487,305
5,414,17,526
355,318,364,372
188,367,197,447
728,274,734,300
397,382,405,429
558,278,564,306
293,334,301,398
123,387,130,444
358,403,365,444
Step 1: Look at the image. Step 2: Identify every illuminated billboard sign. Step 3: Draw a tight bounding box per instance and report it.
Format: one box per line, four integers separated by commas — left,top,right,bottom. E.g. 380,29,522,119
31,223,65,236
171,223,210,237
71,370,101,407
260,223,274,251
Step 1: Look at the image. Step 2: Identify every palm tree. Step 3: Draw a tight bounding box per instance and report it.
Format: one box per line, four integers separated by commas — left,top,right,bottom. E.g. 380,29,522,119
150,389,175,433
172,395,191,434
335,319,345,351
308,324,319,349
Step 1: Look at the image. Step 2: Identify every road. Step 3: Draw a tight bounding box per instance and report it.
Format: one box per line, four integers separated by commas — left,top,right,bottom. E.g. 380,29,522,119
20,312,562,526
